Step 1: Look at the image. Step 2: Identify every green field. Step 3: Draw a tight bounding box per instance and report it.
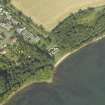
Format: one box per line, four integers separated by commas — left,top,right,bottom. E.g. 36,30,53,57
0,0,105,105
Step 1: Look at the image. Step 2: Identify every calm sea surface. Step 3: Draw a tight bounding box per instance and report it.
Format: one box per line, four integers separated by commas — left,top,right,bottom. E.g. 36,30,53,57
7,39,105,105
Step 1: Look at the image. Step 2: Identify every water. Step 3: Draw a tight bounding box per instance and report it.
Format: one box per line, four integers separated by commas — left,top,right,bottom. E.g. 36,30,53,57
7,39,105,105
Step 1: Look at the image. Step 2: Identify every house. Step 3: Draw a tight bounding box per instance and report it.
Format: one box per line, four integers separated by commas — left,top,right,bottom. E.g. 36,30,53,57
48,47,59,56
9,36,17,43
0,33,6,39
16,27,26,34
0,23,13,31
11,19,19,25
0,8,3,12
0,48,6,55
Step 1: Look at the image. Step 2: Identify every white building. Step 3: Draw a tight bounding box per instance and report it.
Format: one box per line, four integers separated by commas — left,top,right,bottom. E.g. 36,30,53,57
0,23,13,31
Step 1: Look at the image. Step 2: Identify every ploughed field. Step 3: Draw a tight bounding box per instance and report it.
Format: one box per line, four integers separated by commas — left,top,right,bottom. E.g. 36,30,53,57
11,0,105,31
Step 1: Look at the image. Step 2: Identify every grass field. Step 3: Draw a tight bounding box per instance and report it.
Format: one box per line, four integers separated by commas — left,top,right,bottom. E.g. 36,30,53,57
11,0,105,30
11,0,105,31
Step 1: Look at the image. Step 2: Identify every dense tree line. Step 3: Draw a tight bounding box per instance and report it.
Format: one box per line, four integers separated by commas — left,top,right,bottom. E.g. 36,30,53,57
0,2,54,102
0,37,53,99
0,0,10,5
49,6,105,55
0,1,105,103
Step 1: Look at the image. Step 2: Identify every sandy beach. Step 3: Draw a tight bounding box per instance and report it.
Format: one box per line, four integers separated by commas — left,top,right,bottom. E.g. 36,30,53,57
54,34,105,68
0,79,52,105
1,0,105,104
1,35,105,105
3,34,105,105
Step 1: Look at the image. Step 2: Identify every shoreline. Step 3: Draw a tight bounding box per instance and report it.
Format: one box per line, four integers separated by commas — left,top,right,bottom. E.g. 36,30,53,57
1,34,105,105
54,34,105,68
1,1,105,105
1,79,52,105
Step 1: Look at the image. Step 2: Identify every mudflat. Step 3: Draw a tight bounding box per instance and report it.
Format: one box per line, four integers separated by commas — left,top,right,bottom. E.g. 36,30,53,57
11,0,105,30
